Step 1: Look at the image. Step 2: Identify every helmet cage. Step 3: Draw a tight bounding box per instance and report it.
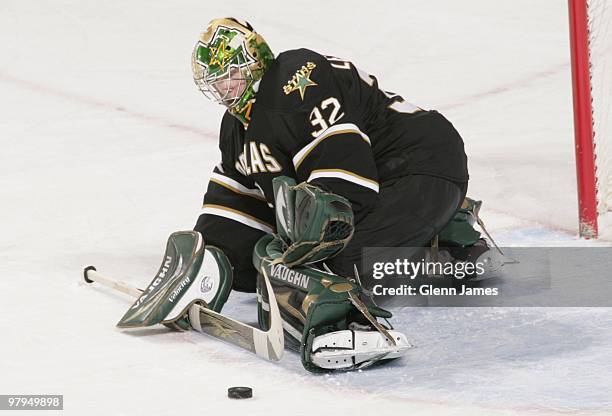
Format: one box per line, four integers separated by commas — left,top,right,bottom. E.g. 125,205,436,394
194,46,255,108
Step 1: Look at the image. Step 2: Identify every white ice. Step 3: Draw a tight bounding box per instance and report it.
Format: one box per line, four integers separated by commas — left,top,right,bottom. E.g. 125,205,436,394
1,1,611,415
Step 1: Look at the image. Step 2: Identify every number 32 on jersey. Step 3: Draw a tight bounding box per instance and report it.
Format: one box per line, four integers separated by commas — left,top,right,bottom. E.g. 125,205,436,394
309,97,345,138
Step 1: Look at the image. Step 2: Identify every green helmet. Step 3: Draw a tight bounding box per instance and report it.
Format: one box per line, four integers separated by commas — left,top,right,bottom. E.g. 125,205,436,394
192,18,274,126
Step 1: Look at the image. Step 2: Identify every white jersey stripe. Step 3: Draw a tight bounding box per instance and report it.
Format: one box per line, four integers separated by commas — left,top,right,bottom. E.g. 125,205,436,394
201,204,274,233
210,172,266,200
292,123,371,170
307,169,379,193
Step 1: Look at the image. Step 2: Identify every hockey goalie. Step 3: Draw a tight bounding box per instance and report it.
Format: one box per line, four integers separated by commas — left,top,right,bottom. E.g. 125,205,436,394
89,17,501,373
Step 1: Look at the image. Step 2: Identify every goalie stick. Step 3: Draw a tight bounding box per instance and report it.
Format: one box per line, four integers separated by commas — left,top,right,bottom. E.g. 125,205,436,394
83,265,284,362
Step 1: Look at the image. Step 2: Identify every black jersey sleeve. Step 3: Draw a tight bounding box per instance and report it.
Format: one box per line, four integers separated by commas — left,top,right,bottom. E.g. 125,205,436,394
194,113,274,292
293,120,379,223
195,163,274,292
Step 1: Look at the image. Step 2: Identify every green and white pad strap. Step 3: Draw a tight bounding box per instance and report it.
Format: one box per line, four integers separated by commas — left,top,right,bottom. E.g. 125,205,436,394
117,231,233,331
272,176,355,267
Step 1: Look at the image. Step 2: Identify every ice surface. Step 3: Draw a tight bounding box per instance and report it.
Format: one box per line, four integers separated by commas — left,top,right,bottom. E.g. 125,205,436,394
1,1,611,415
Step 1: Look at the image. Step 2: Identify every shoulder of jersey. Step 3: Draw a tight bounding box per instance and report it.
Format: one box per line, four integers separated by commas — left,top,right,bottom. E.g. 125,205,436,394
219,109,244,153
221,109,242,130
256,48,333,112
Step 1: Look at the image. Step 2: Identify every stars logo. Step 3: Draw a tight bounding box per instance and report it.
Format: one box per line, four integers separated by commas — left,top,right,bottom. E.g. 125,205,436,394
283,62,318,100
209,38,230,70
293,70,317,100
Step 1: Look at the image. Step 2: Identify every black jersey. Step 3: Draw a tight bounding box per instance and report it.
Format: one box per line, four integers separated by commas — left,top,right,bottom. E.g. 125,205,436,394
195,48,468,291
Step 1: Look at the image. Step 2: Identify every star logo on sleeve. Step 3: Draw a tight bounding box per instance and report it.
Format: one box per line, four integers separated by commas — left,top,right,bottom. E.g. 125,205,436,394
293,70,317,100
283,62,318,100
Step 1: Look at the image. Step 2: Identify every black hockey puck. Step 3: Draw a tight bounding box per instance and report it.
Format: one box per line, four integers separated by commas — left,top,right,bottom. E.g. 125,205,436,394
83,265,97,283
227,386,252,399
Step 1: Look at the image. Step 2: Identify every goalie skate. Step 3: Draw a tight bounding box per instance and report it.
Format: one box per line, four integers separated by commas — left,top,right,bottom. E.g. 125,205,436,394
310,329,412,370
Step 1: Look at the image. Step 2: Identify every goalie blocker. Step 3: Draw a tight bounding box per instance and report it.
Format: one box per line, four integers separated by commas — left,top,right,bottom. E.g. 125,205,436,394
116,230,233,330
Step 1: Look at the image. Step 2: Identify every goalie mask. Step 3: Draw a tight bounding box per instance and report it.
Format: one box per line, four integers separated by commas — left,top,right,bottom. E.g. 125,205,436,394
191,18,274,126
